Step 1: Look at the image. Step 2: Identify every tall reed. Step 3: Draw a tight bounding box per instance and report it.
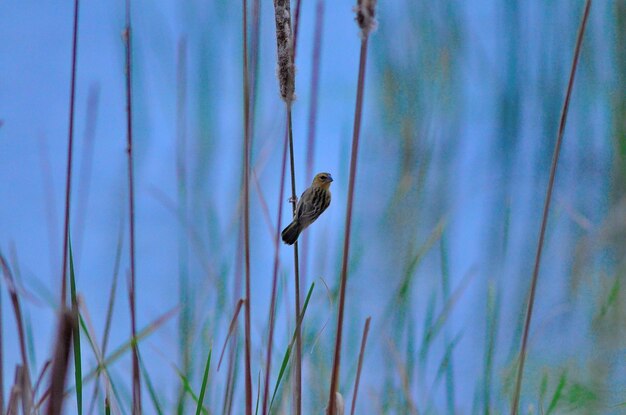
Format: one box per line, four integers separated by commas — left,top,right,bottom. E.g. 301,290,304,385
510,1,592,413
241,0,253,413
328,1,376,413
60,0,80,310
122,0,141,412
271,0,301,412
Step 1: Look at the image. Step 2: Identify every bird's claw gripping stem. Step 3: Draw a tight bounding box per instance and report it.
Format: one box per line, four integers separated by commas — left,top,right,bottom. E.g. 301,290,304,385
288,196,298,204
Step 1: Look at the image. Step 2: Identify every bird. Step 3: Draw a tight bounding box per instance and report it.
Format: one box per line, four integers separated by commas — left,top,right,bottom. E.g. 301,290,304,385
281,172,333,245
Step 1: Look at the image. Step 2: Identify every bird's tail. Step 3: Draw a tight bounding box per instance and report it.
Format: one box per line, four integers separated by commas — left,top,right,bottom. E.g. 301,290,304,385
281,221,301,245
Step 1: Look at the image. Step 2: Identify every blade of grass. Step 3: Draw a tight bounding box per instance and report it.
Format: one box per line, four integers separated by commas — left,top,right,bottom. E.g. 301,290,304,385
328,2,376,413
269,282,315,411
87,222,123,414
68,241,82,415
138,350,164,415
254,371,260,415
174,367,208,415
33,361,52,398
349,317,371,415
439,236,456,415
76,298,120,413
217,299,245,370
510,2,592,412
46,306,178,404
386,339,419,415
546,370,567,415
196,346,213,415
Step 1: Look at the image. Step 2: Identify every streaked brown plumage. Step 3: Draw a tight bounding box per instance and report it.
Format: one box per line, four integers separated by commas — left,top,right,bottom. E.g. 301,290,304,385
281,172,333,245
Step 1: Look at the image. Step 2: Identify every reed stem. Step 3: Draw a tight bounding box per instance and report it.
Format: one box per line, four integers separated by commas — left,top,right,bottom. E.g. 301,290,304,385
509,1,592,413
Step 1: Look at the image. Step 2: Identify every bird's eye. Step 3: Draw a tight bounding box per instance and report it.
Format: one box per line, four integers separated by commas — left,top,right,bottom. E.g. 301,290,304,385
320,175,327,180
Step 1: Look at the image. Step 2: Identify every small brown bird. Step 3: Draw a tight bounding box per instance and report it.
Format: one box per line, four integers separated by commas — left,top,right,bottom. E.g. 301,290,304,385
281,172,333,245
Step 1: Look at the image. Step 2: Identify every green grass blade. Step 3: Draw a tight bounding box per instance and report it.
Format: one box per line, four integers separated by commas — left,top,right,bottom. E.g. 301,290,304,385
546,370,567,414
196,346,213,415
138,350,164,415
175,366,209,415
269,282,315,411
69,240,82,415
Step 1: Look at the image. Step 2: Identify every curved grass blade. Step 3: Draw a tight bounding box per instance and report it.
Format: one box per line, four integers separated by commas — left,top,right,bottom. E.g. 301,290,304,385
68,240,82,415
195,346,213,415
269,282,315,411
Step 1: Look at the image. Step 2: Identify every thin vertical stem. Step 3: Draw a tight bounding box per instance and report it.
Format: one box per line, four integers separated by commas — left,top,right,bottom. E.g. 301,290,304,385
175,37,191,415
61,0,80,310
510,1,592,413
350,317,371,415
286,106,302,415
242,0,253,413
328,36,369,415
123,0,141,412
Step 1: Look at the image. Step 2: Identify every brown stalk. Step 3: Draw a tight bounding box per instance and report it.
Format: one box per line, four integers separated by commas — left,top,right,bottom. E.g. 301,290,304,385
0,254,32,413
271,0,301,411
46,310,75,415
122,0,141,412
350,317,371,415
60,0,80,309
509,1,592,413
242,0,253,413
6,366,23,415
328,1,376,413
287,108,303,415
217,299,246,370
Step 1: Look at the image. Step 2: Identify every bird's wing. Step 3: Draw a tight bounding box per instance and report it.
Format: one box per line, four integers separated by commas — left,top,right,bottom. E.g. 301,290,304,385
296,187,329,225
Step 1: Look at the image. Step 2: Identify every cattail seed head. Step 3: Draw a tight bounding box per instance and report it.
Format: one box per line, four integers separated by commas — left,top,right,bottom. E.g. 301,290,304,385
273,0,295,103
355,0,377,37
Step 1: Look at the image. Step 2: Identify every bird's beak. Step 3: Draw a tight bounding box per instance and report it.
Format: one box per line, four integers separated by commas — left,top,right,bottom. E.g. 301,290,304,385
327,175,334,182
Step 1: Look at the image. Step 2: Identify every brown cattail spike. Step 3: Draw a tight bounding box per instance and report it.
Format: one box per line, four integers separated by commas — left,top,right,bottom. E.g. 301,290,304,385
273,0,295,103
355,0,377,37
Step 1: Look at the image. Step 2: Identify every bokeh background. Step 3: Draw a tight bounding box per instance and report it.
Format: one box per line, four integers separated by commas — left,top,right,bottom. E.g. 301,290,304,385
1,0,625,413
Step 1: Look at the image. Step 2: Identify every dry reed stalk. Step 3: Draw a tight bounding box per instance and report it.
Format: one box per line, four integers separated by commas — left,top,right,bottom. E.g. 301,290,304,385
510,1,592,413
6,366,23,415
271,1,302,412
0,254,32,413
60,0,80,309
122,0,141,412
46,310,74,415
327,1,376,414
350,317,371,415
242,0,253,413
